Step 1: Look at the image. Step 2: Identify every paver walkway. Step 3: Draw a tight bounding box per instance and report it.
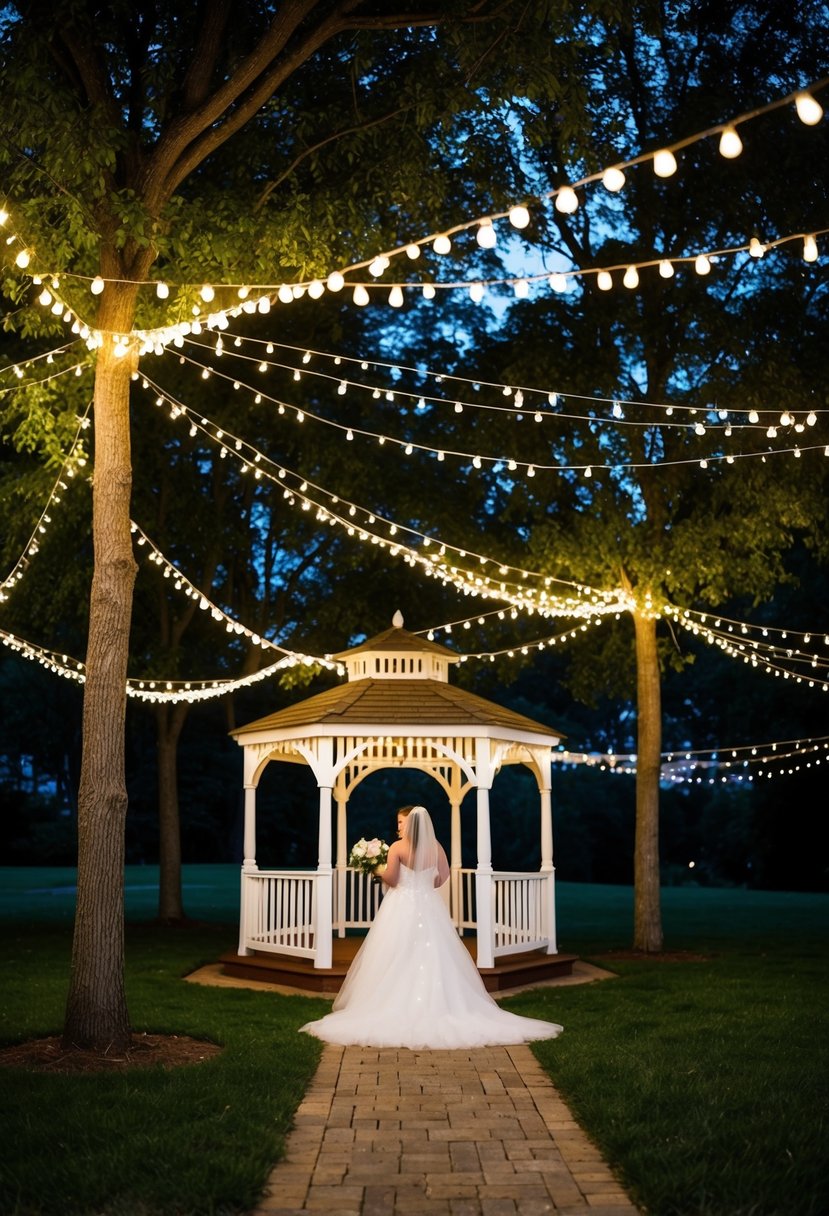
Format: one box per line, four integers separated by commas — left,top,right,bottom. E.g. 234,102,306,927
251,1043,642,1215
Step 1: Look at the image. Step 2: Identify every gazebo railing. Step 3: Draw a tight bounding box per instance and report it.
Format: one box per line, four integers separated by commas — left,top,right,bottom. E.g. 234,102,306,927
334,867,384,933
240,869,318,958
492,872,549,957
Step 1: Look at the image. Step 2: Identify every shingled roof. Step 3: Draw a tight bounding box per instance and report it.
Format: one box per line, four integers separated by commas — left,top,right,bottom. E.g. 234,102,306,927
333,624,459,661
232,677,562,740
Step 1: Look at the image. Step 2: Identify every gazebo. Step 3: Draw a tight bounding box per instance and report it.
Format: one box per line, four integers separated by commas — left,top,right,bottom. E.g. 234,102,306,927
228,613,567,982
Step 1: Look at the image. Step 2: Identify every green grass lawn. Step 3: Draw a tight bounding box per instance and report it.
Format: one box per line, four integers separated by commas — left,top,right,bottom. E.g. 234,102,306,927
0,866,827,1215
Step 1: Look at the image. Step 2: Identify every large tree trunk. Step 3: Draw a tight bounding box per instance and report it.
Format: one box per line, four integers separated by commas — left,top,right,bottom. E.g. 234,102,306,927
63,285,138,1051
632,607,664,952
155,701,190,923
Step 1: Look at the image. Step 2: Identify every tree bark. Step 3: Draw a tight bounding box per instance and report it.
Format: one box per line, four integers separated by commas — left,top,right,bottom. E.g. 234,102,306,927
63,285,139,1050
155,701,190,923
632,607,664,952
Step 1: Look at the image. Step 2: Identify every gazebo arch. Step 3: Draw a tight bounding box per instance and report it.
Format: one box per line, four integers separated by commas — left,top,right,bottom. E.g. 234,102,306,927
229,613,566,976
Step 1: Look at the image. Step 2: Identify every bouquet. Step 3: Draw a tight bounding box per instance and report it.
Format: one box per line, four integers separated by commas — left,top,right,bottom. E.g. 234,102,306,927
348,837,389,876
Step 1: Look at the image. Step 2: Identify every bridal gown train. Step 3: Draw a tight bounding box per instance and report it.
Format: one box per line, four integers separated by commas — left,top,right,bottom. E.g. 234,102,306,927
299,864,563,1049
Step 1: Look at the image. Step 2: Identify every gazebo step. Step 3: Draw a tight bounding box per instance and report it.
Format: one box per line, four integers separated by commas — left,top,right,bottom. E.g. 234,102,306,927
219,939,577,995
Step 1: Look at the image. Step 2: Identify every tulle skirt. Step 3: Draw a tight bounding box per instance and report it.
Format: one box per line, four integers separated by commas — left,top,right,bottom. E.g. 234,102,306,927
299,873,563,1050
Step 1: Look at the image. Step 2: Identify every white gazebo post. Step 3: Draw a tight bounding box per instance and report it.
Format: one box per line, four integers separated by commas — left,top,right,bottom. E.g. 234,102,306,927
315,738,334,969
237,747,259,955
474,737,495,969
538,751,557,954
335,786,348,937
449,775,463,927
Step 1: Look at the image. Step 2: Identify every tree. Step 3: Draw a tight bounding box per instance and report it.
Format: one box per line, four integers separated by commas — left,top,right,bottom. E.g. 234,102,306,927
1,0,595,1047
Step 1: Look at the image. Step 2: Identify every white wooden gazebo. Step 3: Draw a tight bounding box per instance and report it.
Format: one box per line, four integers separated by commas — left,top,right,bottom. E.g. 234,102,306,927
231,613,565,972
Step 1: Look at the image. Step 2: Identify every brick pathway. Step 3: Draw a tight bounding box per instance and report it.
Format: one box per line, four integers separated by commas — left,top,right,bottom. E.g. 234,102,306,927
251,1044,641,1215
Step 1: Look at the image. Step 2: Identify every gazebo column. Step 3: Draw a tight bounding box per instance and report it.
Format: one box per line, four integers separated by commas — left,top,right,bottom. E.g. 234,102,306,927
315,783,334,968
538,751,557,954
450,793,463,928
238,755,258,956
474,739,495,969
335,789,348,937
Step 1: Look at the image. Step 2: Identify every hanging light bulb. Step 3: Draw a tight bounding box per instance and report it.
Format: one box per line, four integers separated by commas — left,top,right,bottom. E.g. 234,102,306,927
388,285,404,307
405,243,421,259
695,254,712,275
597,271,613,291
602,167,626,192
508,205,530,229
718,125,743,158
433,234,452,254
513,278,529,298
749,237,765,258
469,282,485,303
476,221,497,249
38,288,52,307
554,186,579,214
748,409,759,424
14,248,31,268
659,259,674,278
549,273,569,293
653,149,678,177
795,91,823,125
90,275,105,295
623,265,640,289
200,284,215,302
369,257,387,277
257,296,271,313
277,284,293,303
307,279,324,298
156,280,170,299
353,284,369,306
803,235,818,262
422,283,436,299
807,411,817,426
327,271,345,292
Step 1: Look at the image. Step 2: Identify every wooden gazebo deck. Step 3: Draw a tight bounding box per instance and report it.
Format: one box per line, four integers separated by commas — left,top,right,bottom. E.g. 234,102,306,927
219,937,577,995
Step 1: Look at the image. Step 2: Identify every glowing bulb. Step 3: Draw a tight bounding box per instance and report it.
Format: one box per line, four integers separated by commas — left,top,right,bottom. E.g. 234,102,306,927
388,285,404,307
623,265,639,289
597,270,613,291
156,280,169,299
38,288,52,306
803,235,818,262
749,237,765,258
795,92,823,125
549,273,569,293
353,284,369,306
257,296,271,314
422,283,436,299
807,411,817,426
659,259,674,278
513,278,529,298
14,249,30,268
433,235,452,254
90,275,104,295
327,271,345,292
369,257,387,277
718,125,743,158
653,149,677,177
477,221,497,248
469,282,485,303
200,284,215,302
554,187,578,214
748,410,759,424
602,167,626,192
307,279,324,298
508,205,530,229
405,243,421,259
695,254,711,275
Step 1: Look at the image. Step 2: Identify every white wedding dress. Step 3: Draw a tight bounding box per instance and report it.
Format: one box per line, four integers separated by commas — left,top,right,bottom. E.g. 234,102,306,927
299,864,563,1049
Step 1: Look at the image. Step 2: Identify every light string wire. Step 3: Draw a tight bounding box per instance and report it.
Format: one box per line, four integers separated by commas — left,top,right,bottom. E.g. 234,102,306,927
0,399,92,600
0,339,90,394
2,78,826,302
670,612,829,690
146,354,828,483
141,371,635,615
185,331,829,424
557,736,828,784
673,604,829,645
129,519,340,668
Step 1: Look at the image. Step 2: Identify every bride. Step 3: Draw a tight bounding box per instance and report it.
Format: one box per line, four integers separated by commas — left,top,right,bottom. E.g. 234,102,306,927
299,805,563,1049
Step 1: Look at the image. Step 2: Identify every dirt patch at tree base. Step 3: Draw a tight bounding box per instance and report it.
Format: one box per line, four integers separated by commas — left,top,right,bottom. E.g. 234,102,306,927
0,1032,222,1074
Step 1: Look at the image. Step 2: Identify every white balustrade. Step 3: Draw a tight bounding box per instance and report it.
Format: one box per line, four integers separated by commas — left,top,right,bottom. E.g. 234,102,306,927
334,867,384,930
241,870,318,958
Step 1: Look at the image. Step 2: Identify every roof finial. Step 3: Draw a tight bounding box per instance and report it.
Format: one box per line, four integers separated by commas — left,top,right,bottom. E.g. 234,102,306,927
392,610,404,628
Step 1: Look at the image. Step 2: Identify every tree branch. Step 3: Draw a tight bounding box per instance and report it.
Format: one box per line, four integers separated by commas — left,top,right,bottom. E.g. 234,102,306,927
254,104,411,212
180,0,234,111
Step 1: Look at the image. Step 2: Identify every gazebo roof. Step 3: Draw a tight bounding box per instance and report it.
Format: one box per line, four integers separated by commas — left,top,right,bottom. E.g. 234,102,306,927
232,676,562,740
333,623,459,662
